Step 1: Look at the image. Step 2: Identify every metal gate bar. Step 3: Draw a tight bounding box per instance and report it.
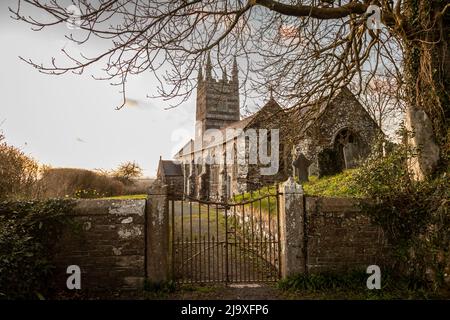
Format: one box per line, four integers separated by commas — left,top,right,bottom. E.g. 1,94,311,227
171,186,281,284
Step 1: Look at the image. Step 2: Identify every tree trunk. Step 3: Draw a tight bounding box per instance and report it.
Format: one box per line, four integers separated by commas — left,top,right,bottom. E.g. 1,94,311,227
403,0,449,180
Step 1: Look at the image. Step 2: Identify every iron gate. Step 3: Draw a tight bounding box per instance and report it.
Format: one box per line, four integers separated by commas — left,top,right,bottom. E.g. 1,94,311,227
170,187,281,283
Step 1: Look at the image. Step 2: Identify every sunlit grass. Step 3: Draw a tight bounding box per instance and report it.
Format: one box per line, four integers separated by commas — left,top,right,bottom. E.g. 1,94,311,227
302,169,363,197
99,171,361,202
231,170,362,208
99,194,148,200
232,186,278,215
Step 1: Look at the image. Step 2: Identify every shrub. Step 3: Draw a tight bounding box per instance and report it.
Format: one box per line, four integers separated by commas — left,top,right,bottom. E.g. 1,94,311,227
278,270,369,292
277,269,436,299
121,178,153,195
0,199,75,299
73,189,103,199
0,134,39,200
37,168,125,199
353,133,450,290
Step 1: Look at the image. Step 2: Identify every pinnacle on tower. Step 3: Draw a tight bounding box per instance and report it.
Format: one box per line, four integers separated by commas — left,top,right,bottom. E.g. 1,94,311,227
269,84,274,100
232,56,238,82
206,52,212,79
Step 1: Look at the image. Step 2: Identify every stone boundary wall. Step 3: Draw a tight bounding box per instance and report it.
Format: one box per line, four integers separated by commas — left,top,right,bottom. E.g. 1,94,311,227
279,178,390,277
305,197,388,273
231,193,388,276
52,199,146,292
49,184,389,291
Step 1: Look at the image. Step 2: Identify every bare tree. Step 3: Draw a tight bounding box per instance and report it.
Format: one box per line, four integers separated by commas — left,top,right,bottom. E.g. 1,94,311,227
352,73,405,138
10,0,449,179
113,161,143,184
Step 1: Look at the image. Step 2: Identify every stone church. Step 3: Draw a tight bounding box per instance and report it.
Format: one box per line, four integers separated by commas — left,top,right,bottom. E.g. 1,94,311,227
157,56,380,200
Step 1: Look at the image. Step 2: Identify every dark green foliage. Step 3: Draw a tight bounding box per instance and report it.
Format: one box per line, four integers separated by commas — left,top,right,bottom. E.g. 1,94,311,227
0,199,75,299
298,132,449,290
144,280,176,293
277,269,436,299
278,270,369,292
143,280,176,298
353,133,450,289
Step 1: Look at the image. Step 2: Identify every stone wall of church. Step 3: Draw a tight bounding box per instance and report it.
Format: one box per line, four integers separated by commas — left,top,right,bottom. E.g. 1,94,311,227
296,89,380,178
313,89,379,148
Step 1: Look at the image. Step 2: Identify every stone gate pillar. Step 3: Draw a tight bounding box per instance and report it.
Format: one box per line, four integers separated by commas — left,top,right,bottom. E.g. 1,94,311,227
146,181,170,283
278,177,306,278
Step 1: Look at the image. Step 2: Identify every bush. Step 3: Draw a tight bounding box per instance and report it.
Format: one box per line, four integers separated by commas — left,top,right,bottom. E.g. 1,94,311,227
278,270,369,292
353,133,450,290
277,269,436,299
293,130,449,290
37,168,125,199
0,199,75,299
121,178,153,195
73,189,103,199
0,134,39,200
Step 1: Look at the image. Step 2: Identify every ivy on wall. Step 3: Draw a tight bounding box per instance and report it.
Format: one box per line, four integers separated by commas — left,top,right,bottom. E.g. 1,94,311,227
354,133,450,289
0,199,75,299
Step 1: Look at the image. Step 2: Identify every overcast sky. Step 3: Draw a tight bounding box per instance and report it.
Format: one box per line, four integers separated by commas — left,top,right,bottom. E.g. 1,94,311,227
0,1,246,177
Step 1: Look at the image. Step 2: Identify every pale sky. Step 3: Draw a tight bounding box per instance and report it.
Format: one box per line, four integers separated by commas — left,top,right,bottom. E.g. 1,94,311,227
0,1,238,177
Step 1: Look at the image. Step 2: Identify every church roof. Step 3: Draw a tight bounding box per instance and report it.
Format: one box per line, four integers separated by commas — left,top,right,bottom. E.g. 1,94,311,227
222,98,284,132
288,86,370,135
222,114,256,131
173,98,287,158
158,160,183,176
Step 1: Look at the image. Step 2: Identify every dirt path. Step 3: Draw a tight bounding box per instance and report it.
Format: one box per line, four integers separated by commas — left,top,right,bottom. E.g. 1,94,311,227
165,283,288,300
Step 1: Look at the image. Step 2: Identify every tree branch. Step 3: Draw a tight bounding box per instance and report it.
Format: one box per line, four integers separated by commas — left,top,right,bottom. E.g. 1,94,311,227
252,0,367,19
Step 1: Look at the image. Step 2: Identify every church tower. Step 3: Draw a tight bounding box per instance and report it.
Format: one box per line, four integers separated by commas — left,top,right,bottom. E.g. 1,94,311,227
196,54,240,136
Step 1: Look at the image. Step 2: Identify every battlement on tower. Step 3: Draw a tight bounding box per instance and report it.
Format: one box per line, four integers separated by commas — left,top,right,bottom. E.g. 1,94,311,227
196,55,240,134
